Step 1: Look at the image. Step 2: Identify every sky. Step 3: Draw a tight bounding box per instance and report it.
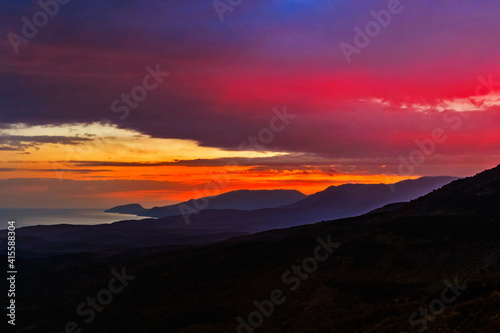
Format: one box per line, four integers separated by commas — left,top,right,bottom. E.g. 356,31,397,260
1,0,500,208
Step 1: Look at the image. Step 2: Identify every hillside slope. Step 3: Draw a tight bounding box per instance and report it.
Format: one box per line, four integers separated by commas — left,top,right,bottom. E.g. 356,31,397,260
399,165,500,216
5,166,500,332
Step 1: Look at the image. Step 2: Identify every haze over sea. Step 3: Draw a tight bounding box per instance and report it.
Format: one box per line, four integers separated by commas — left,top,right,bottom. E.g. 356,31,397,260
0,209,141,229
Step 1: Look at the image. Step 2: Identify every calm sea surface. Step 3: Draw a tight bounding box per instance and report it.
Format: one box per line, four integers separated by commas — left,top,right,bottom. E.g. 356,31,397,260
0,209,144,229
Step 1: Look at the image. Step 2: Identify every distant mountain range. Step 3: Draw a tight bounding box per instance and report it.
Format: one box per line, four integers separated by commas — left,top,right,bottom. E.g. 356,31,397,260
135,176,458,233
106,189,307,218
278,176,459,224
4,176,456,254
107,177,457,221
399,165,500,216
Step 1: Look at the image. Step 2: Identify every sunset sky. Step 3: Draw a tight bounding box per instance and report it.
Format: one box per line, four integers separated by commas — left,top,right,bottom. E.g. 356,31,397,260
1,0,500,208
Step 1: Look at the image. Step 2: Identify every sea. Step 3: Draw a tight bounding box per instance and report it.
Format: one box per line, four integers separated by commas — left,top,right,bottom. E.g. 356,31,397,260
0,208,143,229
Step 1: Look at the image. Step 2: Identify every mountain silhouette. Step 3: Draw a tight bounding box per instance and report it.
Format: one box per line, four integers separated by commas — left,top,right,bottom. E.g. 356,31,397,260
282,176,458,223
3,176,456,254
107,189,306,217
105,203,147,215
164,176,457,232
397,164,500,216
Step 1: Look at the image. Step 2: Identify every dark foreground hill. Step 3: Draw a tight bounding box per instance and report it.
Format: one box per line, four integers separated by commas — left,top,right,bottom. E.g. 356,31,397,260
1,167,500,332
3,214,500,332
